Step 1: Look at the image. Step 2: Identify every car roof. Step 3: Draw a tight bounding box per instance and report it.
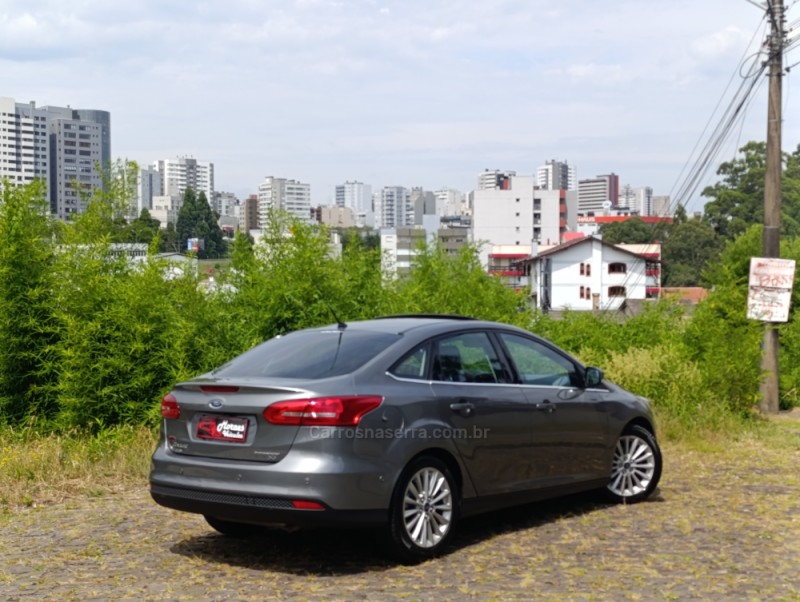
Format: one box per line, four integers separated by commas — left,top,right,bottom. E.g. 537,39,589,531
311,315,525,337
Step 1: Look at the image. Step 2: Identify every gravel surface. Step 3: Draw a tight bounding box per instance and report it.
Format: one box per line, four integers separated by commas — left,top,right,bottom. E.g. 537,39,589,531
1,441,799,601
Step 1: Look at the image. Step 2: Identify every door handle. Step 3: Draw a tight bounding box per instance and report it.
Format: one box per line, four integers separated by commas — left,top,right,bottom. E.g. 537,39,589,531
535,400,556,413
449,401,475,417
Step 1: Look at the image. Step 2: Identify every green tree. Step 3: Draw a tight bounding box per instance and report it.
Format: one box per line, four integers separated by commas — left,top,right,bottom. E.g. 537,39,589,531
340,227,380,252
175,188,225,258
598,217,663,244
51,245,182,429
0,180,60,424
682,226,764,414
701,141,800,240
390,240,528,324
159,222,181,253
68,159,139,243
125,208,161,244
661,218,722,286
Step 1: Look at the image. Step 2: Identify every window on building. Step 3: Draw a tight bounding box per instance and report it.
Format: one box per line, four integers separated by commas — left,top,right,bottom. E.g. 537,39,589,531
580,286,585,299
586,287,591,299
608,286,626,297
609,262,627,274
586,264,591,277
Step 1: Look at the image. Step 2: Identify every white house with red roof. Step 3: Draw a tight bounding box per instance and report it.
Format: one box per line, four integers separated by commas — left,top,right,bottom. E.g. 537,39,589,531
512,236,660,312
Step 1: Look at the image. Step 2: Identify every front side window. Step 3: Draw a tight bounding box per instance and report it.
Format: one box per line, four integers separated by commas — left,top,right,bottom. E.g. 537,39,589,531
609,286,626,297
609,262,627,274
498,333,579,387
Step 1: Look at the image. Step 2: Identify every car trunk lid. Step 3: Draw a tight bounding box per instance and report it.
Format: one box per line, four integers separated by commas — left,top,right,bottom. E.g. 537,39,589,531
162,379,319,463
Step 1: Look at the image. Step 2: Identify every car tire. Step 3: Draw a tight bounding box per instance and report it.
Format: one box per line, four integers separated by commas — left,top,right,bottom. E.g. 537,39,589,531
605,424,662,503
385,456,459,564
204,515,256,538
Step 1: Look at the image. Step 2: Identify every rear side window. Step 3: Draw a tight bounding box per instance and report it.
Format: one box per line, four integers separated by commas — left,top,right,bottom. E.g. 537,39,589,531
391,345,429,379
431,332,512,384
214,330,401,379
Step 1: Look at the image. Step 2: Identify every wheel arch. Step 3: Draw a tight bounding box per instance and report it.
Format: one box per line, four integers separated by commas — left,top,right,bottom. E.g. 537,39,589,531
400,447,468,502
623,416,657,437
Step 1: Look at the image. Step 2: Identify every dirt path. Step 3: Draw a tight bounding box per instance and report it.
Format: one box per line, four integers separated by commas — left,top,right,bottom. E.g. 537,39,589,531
1,441,799,601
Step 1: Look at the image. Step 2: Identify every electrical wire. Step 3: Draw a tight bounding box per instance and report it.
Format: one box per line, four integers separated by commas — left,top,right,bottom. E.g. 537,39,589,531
598,4,773,311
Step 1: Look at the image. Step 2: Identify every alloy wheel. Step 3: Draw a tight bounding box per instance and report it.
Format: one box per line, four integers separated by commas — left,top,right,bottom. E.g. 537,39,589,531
608,434,657,498
401,466,454,548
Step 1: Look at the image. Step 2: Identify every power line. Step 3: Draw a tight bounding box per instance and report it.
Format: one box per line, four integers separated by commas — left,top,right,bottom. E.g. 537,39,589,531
598,8,773,310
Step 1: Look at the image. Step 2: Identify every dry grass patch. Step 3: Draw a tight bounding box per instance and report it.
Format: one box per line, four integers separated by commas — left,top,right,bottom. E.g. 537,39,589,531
0,425,156,509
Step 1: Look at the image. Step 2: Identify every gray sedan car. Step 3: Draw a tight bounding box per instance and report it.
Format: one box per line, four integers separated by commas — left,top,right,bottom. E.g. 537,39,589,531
150,315,662,562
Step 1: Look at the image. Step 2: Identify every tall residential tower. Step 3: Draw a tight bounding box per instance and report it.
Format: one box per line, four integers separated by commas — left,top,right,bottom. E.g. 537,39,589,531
0,96,111,219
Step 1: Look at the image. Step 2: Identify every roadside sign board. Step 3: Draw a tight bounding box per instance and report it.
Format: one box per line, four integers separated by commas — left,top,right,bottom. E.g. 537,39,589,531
747,257,796,322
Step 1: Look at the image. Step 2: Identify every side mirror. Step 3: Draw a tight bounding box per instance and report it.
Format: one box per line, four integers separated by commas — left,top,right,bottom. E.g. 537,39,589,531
584,367,604,388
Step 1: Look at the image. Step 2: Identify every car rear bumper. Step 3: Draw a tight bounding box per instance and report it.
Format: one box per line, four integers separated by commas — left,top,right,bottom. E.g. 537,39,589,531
149,443,393,526
150,482,386,527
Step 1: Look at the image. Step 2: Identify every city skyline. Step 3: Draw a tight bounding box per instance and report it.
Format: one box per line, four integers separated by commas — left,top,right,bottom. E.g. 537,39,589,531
3,1,796,209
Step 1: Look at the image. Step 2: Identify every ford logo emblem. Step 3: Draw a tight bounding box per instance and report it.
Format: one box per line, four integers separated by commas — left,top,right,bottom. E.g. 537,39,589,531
209,398,224,409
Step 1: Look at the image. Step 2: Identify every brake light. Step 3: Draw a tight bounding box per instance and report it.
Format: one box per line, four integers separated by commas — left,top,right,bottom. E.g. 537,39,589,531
292,500,325,510
161,393,181,419
264,396,383,426
200,385,240,393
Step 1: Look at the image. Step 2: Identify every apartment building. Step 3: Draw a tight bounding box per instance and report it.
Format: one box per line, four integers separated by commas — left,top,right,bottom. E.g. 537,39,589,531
536,160,576,191
578,173,619,214
258,176,311,224
239,194,259,232
0,96,111,219
0,97,49,192
335,180,373,227
375,186,412,229
136,166,162,214
472,174,578,267
477,169,516,190
316,205,355,228
435,188,464,217
153,156,214,202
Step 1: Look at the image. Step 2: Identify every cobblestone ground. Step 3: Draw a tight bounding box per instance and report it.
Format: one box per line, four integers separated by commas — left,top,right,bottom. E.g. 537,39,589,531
1,441,799,602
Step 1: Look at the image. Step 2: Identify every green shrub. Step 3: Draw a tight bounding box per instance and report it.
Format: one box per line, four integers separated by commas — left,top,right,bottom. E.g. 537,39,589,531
0,181,60,425
584,345,750,439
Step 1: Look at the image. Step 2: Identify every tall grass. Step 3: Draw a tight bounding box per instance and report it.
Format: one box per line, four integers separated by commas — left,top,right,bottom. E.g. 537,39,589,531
0,424,156,509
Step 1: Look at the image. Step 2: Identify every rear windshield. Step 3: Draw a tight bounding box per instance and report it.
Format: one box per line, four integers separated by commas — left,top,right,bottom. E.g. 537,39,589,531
213,329,402,379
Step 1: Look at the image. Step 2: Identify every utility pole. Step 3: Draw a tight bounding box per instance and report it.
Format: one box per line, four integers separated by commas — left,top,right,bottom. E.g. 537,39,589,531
760,0,785,414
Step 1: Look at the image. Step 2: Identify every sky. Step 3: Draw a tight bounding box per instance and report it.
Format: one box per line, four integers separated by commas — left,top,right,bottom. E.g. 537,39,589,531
3,0,799,209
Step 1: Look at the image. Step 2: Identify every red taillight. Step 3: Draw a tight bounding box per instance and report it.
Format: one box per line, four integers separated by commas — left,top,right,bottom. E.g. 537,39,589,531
263,396,383,426
199,385,240,393
292,500,325,510
161,393,180,419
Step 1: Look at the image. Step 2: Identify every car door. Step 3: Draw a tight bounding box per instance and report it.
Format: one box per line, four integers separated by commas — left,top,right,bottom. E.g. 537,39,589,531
495,331,609,488
427,331,536,496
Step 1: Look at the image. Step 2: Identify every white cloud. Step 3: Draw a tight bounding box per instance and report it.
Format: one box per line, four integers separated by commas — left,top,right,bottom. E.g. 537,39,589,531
564,63,627,86
0,0,786,202
692,26,755,60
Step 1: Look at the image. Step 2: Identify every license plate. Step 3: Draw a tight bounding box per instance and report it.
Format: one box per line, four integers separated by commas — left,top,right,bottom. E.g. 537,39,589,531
196,414,249,443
